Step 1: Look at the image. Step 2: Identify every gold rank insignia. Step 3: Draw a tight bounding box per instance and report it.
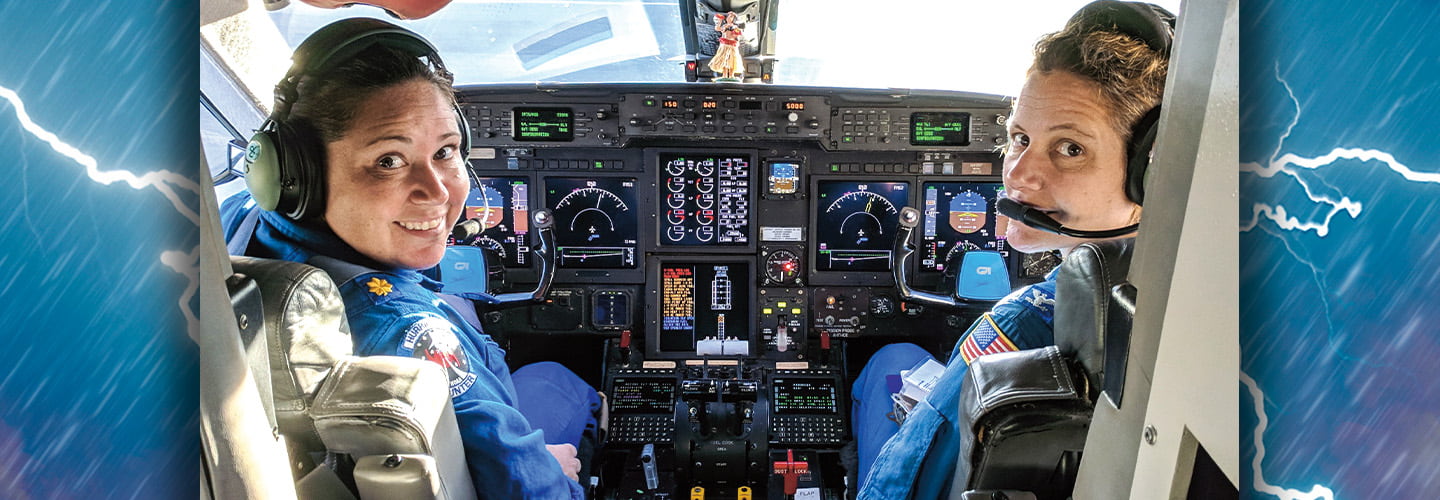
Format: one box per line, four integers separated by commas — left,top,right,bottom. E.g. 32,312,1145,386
366,277,393,296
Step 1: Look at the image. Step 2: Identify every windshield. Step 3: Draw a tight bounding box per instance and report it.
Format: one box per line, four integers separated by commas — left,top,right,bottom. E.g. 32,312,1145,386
266,0,1180,95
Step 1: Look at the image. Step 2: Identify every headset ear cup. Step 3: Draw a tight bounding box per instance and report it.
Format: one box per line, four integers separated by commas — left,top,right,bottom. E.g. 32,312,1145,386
1125,105,1163,206
243,126,285,212
276,120,328,221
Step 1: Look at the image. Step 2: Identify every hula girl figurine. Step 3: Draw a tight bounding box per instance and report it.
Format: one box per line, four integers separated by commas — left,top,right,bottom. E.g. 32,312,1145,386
708,12,745,82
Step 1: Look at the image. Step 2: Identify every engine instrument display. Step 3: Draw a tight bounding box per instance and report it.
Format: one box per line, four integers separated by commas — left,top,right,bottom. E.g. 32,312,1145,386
920,182,1012,273
455,177,530,268
814,181,908,272
547,178,639,268
910,112,970,146
610,377,675,413
513,107,574,142
772,378,839,415
657,260,751,355
658,152,752,246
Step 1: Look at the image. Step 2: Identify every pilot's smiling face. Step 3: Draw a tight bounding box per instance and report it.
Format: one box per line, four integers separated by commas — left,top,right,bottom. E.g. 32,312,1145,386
323,78,467,270
1002,70,1140,255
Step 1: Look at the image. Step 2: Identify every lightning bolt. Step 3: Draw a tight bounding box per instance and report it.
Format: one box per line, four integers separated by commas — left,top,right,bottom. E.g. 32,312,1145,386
1,84,200,338
1241,371,1335,500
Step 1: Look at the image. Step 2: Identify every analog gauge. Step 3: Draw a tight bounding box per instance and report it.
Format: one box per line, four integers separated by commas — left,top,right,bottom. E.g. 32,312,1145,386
667,176,687,193
473,236,507,259
944,240,983,266
694,192,715,210
667,208,687,225
555,186,629,242
667,192,687,209
666,226,686,241
695,159,715,177
696,176,715,194
696,225,715,242
826,190,899,246
666,159,687,176
695,209,715,226
765,249,801,283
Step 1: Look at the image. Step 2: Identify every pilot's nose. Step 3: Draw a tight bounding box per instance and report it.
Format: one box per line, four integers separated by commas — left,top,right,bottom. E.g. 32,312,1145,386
411,160,453,204
1003,148,1046,193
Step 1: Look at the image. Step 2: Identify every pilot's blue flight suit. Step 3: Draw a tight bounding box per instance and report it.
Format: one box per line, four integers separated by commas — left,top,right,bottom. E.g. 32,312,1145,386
852,270,1058,499
222,195,597,500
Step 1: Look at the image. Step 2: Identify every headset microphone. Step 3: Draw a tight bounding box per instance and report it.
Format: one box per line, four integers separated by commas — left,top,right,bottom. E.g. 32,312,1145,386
996,197,1138,239
451,218,483,241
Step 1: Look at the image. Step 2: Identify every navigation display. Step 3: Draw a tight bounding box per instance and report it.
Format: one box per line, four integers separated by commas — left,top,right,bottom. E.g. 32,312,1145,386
814,181,908,272
610,377,675,413
920,182,1012,274
657,260,751,355
772,378,839,415
657,152,751,246
453,177,530,268
910,112,970,146
513,107,574,141
546,177,639,269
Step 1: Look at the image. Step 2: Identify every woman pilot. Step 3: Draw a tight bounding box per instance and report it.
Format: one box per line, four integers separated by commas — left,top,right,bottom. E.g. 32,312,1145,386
221,18,596,499
852,1,1173,498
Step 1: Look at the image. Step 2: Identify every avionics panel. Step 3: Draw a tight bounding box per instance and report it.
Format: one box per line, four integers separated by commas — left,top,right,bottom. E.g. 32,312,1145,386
610,377,676,413
454,176,531,268
647,257,755,359
512,107,575,142
810,180,909,285
651,150,754,248
918,181,1013,275
546,177,639,269
771,378,839,415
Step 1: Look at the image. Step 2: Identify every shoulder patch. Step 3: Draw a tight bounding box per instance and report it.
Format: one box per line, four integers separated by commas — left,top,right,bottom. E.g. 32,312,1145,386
958,313,1019,365
397,315,477,397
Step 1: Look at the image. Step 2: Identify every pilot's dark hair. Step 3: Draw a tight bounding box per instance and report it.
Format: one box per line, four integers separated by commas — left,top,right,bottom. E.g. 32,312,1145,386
1029,13,1169,145
288,43,457,144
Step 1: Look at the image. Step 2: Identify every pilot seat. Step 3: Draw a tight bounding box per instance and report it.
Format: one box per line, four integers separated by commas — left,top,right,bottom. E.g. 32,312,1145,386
949,238,1136,499
228,256,477,500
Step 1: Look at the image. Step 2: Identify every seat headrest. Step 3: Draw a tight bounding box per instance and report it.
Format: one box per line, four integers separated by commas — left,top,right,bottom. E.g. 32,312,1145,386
231,256,354,450
1053,238,1135,396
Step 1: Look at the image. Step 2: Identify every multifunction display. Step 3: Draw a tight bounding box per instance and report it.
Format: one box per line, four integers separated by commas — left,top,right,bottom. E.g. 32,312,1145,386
513,107,574,141
454,177,531,268
610,377,675,413
772,378,839,414
910,112,971,146
547,178,638,268
920,182,1012,273
658,152,751,246
814,181,909,272
658,261,751,355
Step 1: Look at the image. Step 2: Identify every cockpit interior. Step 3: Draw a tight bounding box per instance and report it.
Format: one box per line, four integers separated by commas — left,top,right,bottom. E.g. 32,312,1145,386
199,1,1238,499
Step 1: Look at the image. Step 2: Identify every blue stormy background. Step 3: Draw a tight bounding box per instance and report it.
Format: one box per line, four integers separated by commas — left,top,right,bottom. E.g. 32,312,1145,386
1241,0,1440,497
0,1,198,499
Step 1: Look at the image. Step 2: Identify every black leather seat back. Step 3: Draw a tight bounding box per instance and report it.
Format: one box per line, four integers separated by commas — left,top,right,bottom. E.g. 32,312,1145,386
1053,238,1135,403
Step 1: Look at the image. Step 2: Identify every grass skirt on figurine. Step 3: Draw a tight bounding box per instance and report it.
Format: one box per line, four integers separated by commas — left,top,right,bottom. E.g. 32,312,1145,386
708,42,744,80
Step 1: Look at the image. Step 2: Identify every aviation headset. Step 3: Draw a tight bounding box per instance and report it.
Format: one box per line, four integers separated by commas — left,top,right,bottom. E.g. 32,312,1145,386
243,17,472,221
1066,0,1175,206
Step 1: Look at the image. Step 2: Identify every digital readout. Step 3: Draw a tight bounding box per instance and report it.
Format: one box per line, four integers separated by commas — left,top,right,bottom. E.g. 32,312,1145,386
910,112,971,146
513,107,574,142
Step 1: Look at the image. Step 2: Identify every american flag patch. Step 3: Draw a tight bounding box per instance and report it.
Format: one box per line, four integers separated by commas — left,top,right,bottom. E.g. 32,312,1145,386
959,314,1018,365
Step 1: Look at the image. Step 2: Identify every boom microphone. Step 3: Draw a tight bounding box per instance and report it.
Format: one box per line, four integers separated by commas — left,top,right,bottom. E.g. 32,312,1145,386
996,197,1138,239
451,218,483,240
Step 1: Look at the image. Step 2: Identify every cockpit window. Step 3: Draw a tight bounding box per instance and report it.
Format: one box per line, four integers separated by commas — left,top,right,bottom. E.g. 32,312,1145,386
264,0,1178,94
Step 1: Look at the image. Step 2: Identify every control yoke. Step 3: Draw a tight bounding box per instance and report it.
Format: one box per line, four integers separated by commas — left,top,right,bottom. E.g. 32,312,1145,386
892,206,1011,310
470,208,557,307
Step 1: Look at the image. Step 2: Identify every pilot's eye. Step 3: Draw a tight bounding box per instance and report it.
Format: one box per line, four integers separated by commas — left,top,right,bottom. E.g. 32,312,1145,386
376,154,406,170
435,145,457,162
1056,141,1084,158
1008,132,1029,153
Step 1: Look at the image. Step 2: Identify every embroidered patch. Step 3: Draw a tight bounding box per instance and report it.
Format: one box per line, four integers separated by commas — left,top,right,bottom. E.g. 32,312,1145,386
366,277,393,296
1022,287,1055,312
958,313,1018,365
399,316,477,397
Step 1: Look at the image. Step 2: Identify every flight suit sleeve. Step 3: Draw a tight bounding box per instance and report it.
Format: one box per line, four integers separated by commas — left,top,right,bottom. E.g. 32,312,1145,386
360,311,585,500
